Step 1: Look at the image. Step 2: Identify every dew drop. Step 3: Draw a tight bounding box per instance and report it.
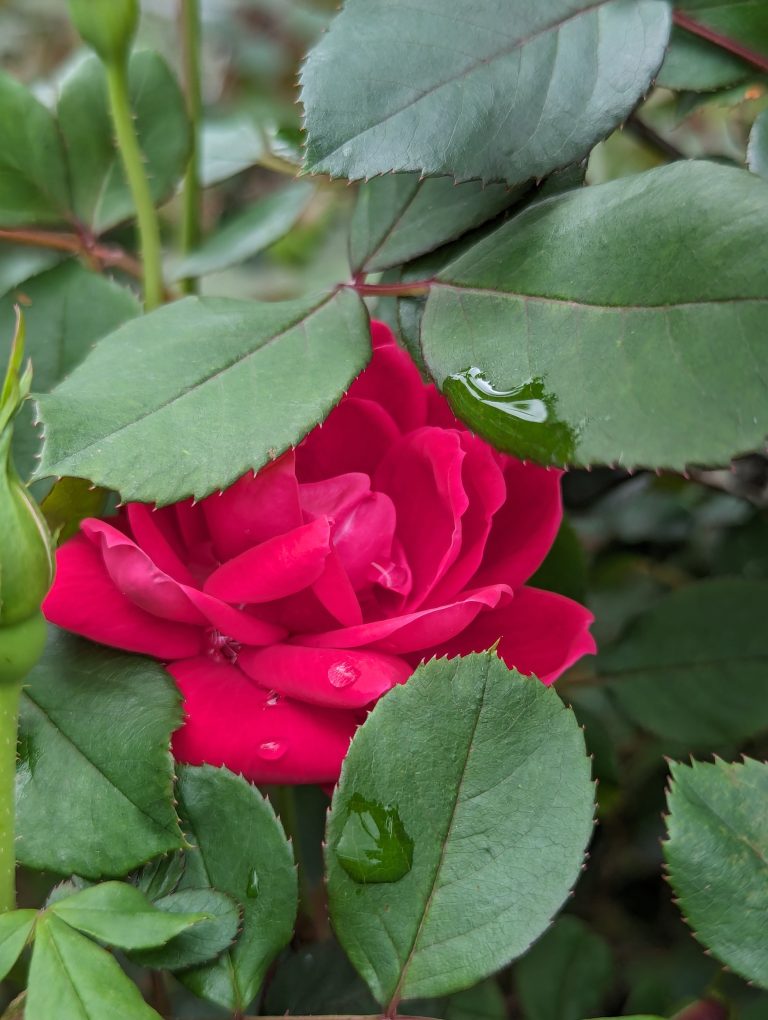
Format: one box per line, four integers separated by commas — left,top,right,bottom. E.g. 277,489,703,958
328,661,361,689
246,869,260,898
335,794,414,884
265,690,280,707
258,740,286,761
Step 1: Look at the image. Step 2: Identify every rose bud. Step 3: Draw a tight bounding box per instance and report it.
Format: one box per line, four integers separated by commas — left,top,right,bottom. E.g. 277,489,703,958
68,0,139,65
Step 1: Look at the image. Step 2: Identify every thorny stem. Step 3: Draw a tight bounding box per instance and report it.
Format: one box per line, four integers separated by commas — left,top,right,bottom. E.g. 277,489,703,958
673,11,768,75
0,680,22,913
105,58,165,310
179,0,203,295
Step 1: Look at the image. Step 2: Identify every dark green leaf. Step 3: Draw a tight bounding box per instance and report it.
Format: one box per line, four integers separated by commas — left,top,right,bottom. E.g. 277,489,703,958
129,888,240,971
423,161,768,470
514,916,613,1020
665,757,768,989
16,628,184,879
57,52,191,233
175,765,297,1012
170,182,315,280
529,519,588,603
326,653,595,1006
40,477,109,544
0,71,70,226
748,109,768,179
350,175,529,275
0,910,37,981
675,1,768,63
301,0,671,186
599,579,768,748
37,289,370,504
200,114,265,187
657,26,751,92
49,881,207,950
0,244,65,300
0,261,139,481
25,914,161,1020
133,853,186,902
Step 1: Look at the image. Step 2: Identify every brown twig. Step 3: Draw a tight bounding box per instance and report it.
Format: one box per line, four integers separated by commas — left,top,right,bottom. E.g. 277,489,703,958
351,280,433,297
673,11,768,75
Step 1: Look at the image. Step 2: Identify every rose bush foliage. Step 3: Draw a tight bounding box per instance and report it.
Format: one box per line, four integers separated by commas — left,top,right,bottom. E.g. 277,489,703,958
43,322,594,783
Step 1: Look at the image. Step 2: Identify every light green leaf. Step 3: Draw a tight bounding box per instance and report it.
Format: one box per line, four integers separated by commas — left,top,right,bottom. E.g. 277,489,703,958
422,161,768,470
57,51,191,234
350,174,529,275
170,182,315,280
748,109,768,180
600,579,768,748
129,888,240,971
665,757,768,989
26,914,161,1020
0,71,70,226
0,244,65,301
514,915,613,1020
0,910,37,981
326,653,595,1007
16,628,184,879
657,26,751,92
50,881,207,950
0,261,139,482
175,765,297,1012
301,0,671,185
36,288,370,504
200,113,265,187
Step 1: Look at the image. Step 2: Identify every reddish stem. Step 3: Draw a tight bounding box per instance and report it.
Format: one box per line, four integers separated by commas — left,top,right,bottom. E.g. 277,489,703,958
351,279,433,297
673,11,768,74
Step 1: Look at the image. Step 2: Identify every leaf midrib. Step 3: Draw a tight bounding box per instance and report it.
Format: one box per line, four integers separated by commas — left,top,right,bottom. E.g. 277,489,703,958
308,0,615,165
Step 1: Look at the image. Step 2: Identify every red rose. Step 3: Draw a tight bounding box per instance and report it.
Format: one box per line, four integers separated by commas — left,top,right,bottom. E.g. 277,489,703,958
43,322,595,784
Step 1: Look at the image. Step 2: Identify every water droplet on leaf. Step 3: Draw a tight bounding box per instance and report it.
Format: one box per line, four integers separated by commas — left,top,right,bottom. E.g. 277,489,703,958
335,793,413,883
258,740,286,761
246,869,260,898
443,367,578,463
328,661,361,689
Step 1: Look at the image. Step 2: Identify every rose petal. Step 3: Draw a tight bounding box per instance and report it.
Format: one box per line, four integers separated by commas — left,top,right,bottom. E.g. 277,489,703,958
126,504,196,586
312,551,363,627
295,584,512,654
239,644,412,708
295,397,400,481
426,586,596,685
376,427,467,609
43,535,202,659
170,657,358,784
348,323,428,432
202,452,302,561
333,492,397,591
473,461,564,590
204,517,331,603
298,472,370,521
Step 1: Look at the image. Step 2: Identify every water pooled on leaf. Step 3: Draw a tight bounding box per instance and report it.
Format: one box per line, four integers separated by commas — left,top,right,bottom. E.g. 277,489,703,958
328,661,361,689
246,868,260,898
335,793,414,883
443,367,578,464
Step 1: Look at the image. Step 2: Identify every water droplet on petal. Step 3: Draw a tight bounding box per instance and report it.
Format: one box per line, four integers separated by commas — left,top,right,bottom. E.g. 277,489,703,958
246,869,260,898
258,740,286,761
265,690,280,707
328,661,361,689
335,794,413,884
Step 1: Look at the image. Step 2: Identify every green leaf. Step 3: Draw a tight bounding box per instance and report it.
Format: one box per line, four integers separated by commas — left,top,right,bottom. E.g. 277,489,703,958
326,653,595,1007
0,261,139,482
57,51,191,234
0,244,65,300
16,627,184,879
40,477,109,544
301,0,671,186
175,765,297,1012
664,757,768,989
0,71,70,226
36,288,370,504
200,113,265,187
0,910,37,981
49,881,207,950
657,26,751,93
748,109,768,179
170,182,315,280
514,916,613,1020
422,161,768,470
25,914,161,1020
133,853,186,902
350,175,530,275
129,888,240,971
599,579,768,748
675,0,768,63
529,519,587,604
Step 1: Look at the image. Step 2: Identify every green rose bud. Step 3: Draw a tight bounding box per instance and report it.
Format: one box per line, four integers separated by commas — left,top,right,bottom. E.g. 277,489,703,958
0,312,54,652
68,0,139,65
